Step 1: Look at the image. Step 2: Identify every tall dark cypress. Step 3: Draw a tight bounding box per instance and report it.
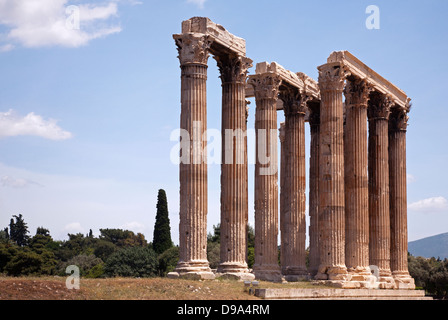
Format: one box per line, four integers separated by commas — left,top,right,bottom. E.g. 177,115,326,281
153,189,173,254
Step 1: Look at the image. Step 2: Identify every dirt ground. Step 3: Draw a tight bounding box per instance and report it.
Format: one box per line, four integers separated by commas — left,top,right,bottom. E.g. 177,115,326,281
0,276,332,300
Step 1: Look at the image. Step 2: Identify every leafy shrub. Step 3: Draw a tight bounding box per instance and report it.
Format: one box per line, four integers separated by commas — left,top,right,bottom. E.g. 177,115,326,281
4,249,43,276
158,246,179,276
58,254,104,278
104,246,158,277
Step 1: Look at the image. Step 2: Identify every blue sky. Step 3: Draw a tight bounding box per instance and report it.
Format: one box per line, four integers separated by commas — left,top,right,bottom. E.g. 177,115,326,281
0,0,447,244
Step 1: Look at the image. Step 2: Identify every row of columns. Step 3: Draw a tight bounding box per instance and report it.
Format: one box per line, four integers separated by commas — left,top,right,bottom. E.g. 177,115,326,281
308,63,414,288
171,30,414,288
171,32,254,280
248,64,414,288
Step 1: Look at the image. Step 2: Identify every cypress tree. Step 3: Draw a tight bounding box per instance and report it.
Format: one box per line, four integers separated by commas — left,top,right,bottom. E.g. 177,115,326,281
152,189,173,254
9,214,30,247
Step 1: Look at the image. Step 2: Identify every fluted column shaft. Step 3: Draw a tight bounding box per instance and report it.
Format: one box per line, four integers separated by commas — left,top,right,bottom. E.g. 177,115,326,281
308,106,320,276
368,93,394,285
316,63,348,281
216,55,253,275
279,90,308,278
249,74,282,281
279,122,286,270
389,108,415,288
173,34,213,276
344,79,370,277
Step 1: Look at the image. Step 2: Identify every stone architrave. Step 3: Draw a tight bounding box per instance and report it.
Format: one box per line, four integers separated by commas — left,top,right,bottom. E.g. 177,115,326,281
215,54,254,280
315,62,349,282
308,103,320,276
343,78,373,282
249,73,283,282
169,32,215,280
367,92,395,288
389,106,415,289
278,87,308,281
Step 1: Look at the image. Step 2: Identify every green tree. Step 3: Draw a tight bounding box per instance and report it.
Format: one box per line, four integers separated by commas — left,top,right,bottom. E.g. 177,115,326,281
207,224,220,243
207,241,220,269
36,227,50,237
152,189,173,254
59,254,104,278
99,228,146,247
0,228,9,242
5,249,43,276
93,239,117,261
9,214,30,247
157,246,179,276
104,246,158,277
0,242,18,272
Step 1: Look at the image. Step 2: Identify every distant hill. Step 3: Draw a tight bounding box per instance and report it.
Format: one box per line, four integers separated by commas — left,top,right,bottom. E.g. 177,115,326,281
408,232,448,259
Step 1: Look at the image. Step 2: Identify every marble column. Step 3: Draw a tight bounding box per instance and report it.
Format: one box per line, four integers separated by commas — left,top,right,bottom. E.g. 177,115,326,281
279,122,286,272
343,79,371,280
215,54,254,279
279,88,308,280
249,73,282,281
389,107,415,289
308,104,320,277
315,63,349,281
368,92,394,288
170,33,214,279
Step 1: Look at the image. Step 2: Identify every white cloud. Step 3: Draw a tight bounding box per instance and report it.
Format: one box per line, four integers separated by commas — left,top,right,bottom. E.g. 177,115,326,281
407,174,416,183
408,196,448,212
0,109,72,140
186,0,206,9
0,0,121,49
63,222,85,234
1,175,42,188
120,221,146,233
0,43,14,52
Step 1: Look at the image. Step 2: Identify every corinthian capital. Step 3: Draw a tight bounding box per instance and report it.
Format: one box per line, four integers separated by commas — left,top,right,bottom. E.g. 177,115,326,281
344,78,373,108
318,63,349,93
173,33,213,66
215,54,253,84
389,108,409,132
279,87,309,117
368,92,394,120
248,73,282,101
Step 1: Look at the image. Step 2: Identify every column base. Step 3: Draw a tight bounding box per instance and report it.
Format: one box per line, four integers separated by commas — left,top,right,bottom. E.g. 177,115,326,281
315,265,349,281
168,260,216,280
374,269,395,288
216,262,254,280
393,271,416,290
253,264,283,282
167,271,216,280
282,266,310,282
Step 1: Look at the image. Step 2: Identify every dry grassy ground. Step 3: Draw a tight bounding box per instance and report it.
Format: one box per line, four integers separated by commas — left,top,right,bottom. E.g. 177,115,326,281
0,276,331,300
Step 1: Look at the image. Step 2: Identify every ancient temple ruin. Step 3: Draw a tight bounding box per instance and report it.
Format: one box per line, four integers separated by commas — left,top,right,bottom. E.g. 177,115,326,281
168,17,415,290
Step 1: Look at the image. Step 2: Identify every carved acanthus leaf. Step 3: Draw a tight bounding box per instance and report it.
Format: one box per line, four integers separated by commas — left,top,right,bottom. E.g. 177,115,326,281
174,33,213,65
368,92,394,120
248,74,282,101
279,87,309,116
215,55,253,84
344,78,373,108
318,63,350,92
389,108,409,132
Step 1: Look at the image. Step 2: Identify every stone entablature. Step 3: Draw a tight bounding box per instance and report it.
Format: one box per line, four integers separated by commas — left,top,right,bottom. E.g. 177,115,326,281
245,62,320,111
327,51,410,110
